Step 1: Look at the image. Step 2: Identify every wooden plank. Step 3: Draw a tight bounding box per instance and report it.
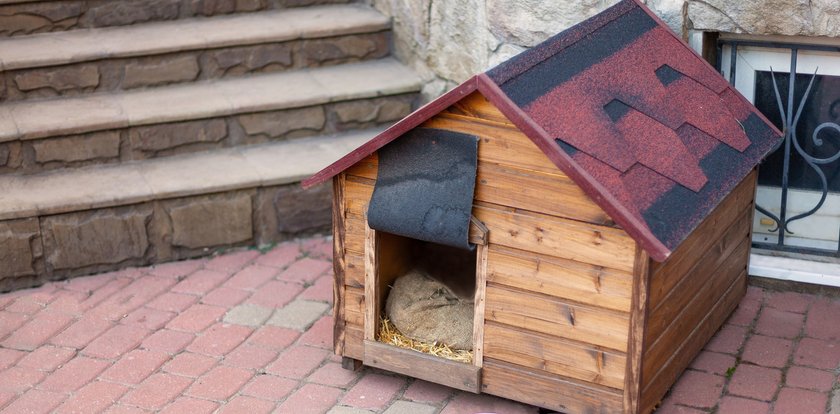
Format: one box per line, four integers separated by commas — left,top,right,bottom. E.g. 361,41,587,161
640,270,747,414
345,286,365,328
422,114,561,174
333,174,347,357
642,238,750,382
472,244,489,368
482,359,625,414
485,284,629,351
364,223,378,341
474,203,636,272
345,213,366,256
487,245,632,313
476,162,611,225
645,211,751,345
483,322,626,389
624,246,651,414
345,253,365,288
648,171,756,305
345,154,378,180
449,91,514,125
364,340,481,393
345,326,365,361
469,216,489,246
344,176,374,217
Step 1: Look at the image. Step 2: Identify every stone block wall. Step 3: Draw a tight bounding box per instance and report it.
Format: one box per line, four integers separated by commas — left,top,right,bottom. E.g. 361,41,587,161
0,183,332,292
367,0,840,101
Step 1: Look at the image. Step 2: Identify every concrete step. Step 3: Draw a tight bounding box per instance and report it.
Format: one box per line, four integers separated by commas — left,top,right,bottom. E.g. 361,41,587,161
0,58,420,175
0,127,375,290
0,4,392,101
0,0,353,37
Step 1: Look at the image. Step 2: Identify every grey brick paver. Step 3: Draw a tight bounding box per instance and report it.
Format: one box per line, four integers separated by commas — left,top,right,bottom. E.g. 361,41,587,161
223,304,274,327
384,400,438,414
266,299,330,331
326,406,377,414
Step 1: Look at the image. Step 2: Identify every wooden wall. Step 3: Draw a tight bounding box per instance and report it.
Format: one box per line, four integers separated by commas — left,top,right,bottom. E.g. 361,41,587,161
638,170,757,413
334,92,639,413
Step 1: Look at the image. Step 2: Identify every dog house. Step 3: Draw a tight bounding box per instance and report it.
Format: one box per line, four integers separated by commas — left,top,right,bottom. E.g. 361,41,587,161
303,1,783,412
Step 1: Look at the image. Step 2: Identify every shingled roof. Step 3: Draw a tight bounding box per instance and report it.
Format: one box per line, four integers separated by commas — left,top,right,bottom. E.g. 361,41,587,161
303,0,783,261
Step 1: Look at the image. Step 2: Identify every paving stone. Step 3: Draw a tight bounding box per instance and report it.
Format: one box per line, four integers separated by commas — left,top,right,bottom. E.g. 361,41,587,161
328,407,376,414
785,365,835,392
402,379,453,404
186,322,253,356
140,329,195,354
246,280,303,308
755,308,804,339
119,373,193,410
2,389,66,414
50,316,114,349
186,365,253,400
766,291,814,313
200,287,249,309
383,400,437,414
162,352,218,378
688,351,736,376
440,392,538,414
147,259,206,279
224,265,278,290
146,292,199,313
774,387,828,414
246,325,300,349
224,303,274,326
2,310,74,351
32,131,120,164
741,335,793,368
830,390,840,414
667,370,724,408
297,314,333,349
308,362,359,387
54,380,129,414
716,396,770,414
82,324,150,359
241,374,298,400
168,194,253,249
254,242,300,268
90,276,176,321
38,356,109,392
124,55,200,89
0,311,29,343
120,307,176,331
266,345,329,379
222,343,278,369
0,366,46,392
794,337,840,369
805,298,840,341
727,364,782,401
299,275,334,303
704,324,748,354
16,345,75,372
341,373,406,410
165,303,226,332
218,395,275,414
276,383,342,414
171,269,229,296
101,349,170,384
205,250,260,272
267,299,330,330
159,397,219,414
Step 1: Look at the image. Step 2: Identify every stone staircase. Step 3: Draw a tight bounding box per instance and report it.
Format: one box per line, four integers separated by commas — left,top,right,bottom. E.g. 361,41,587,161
0,0,422,291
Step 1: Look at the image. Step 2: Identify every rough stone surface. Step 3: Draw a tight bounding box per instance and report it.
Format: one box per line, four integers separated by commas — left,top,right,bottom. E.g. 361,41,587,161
238,107,326,139
0,2,82,36
329,97,413,126
13,65,100,92
205,44,293,77
0,218,42,279
128,119,228,153
487,0,621,47
298,33,389,66
168,194,253,249
0,146,9,167
273,183,331,235
42,208,150,270
123,55,200,89
82,0,181,27
687,0,840,36
31,131,120,164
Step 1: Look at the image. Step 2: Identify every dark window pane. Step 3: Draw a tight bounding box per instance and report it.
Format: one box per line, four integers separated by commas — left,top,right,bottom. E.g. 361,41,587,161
755,71,840,191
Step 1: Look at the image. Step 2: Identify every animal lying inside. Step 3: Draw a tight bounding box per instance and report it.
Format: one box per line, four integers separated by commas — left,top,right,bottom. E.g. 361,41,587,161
385,269,475,351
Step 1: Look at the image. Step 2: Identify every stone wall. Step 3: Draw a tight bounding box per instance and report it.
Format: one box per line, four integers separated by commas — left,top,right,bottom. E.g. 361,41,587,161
0,182,332,292
367,0,840,100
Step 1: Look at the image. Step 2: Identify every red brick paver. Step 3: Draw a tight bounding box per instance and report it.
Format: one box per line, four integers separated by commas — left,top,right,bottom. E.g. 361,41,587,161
0,237,837,414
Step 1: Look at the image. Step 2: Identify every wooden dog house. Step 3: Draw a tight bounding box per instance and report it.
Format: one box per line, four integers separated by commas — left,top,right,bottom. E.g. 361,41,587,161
303,1,783,412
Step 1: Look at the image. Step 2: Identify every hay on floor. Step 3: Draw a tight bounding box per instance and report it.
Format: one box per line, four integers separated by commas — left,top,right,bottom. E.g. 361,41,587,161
378,317,473,364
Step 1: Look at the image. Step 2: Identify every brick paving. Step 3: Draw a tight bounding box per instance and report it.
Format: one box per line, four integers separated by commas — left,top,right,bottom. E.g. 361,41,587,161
0,236,837,414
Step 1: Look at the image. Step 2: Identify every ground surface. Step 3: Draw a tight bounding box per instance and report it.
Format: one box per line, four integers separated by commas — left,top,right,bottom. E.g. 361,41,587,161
0,236,837,414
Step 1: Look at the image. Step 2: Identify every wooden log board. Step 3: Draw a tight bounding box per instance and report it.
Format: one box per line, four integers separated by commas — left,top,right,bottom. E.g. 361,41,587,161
623,246,650,414
487,245,633,313
345,326,365,361
364,340,481,393
483,322,626,389
446,91,513,125
333,174,348,357
485,283,629,352
482,359,624,414
475,203,636,273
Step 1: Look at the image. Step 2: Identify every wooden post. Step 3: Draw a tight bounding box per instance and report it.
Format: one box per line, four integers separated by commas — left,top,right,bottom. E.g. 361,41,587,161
624,245,650,414
332,173,347,356
364,222,379,341
472,243,489,368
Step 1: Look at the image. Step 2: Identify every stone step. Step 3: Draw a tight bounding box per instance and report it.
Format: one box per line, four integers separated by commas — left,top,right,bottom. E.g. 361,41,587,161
0,127,375,290
0,0,352,37
0,58,420,175
0,4,392,101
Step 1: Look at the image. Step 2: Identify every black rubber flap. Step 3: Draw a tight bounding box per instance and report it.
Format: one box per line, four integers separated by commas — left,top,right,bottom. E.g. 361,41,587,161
367,127,479,250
